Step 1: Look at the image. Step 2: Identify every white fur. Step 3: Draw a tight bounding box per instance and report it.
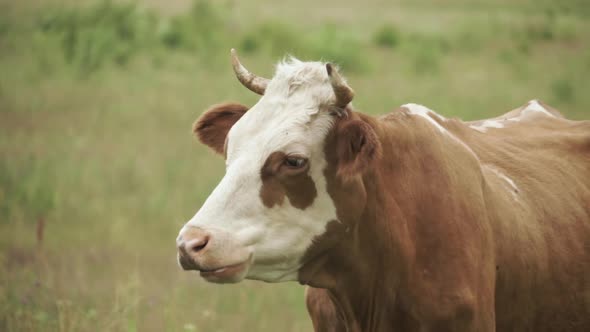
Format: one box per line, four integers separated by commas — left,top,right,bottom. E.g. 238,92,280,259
508,99,554,123
182,58,339,282
403,103,447,134
524,99,553,117
470,100,553,130
403,103,480,161
484,165,519,201
470,119,505,133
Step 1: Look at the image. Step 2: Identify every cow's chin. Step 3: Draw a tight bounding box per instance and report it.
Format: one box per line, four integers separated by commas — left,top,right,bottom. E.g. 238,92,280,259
199,259,251,284
242,264,301,283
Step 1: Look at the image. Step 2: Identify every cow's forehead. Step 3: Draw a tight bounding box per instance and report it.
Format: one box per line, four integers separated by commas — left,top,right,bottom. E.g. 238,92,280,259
226,59,338,163
226,102,334,164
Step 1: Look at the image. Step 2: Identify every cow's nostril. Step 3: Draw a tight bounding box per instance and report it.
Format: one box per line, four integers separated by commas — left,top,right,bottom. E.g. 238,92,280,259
186,236,209,253
191,242,207,252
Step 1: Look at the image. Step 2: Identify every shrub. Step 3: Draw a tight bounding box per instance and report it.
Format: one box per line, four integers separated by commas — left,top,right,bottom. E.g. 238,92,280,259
552,79,574,103
373,24,400,49
402,34,448,74
241,22,368,73
240,34,260,53
524,20,554,42
303,24,368,73
159,17,187,50
0,157,57,225
38,0,147,75
251,21,301,56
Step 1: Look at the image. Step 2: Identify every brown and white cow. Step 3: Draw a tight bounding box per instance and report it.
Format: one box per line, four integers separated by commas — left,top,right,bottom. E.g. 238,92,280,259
176,49,590,331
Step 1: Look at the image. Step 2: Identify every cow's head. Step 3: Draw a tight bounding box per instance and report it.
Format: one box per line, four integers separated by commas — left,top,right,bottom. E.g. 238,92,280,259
176,50,381,284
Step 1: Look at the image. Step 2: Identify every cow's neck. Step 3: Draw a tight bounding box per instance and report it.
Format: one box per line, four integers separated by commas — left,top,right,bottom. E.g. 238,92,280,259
308,110,488,330
329,188,412,331
302,113,421,330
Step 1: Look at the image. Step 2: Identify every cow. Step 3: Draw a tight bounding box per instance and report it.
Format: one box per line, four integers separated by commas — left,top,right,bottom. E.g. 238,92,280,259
176,49,590,331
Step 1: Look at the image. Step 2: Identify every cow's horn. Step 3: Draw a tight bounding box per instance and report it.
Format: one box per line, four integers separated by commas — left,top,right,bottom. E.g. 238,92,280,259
231,48,269,95
326,63,354,108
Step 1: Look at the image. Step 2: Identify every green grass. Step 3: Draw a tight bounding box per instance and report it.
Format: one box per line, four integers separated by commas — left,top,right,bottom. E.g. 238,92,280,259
1,0,589,331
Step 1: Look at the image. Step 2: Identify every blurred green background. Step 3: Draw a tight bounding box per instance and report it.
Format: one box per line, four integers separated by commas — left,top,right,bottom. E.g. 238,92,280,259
0,0,588,331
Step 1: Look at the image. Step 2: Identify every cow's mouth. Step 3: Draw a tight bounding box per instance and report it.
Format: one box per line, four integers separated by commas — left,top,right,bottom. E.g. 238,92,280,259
199,260,250,283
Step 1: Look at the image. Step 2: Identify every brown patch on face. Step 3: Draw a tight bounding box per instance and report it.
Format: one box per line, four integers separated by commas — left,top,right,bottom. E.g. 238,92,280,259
260,152,286,208
260,151,317,210
193,103,249,155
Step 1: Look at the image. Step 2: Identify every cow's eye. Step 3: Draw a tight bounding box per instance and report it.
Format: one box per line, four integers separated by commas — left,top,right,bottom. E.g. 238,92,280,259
284,156,308,169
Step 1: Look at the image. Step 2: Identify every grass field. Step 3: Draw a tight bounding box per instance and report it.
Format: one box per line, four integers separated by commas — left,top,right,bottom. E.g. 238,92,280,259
0,0,588,331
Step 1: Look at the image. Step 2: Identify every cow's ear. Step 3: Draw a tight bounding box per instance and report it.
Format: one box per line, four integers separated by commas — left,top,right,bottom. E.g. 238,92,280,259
193,103,249,154
335,119,382,179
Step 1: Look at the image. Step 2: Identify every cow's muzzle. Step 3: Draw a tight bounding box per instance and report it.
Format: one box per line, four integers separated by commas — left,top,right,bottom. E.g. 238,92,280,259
176,226,252,283
177,227,210,271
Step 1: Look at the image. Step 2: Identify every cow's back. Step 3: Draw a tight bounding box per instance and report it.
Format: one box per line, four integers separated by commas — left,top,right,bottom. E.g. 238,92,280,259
456,103,590,331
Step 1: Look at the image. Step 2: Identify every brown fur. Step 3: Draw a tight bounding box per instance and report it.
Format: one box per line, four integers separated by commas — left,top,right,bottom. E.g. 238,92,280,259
306,287,346,332
334,115,383,180
300,102,590,331
193,103,248,155
260,151,318,210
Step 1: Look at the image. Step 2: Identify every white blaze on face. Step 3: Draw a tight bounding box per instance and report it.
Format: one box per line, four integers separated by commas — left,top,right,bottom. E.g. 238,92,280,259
182,59,339,282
